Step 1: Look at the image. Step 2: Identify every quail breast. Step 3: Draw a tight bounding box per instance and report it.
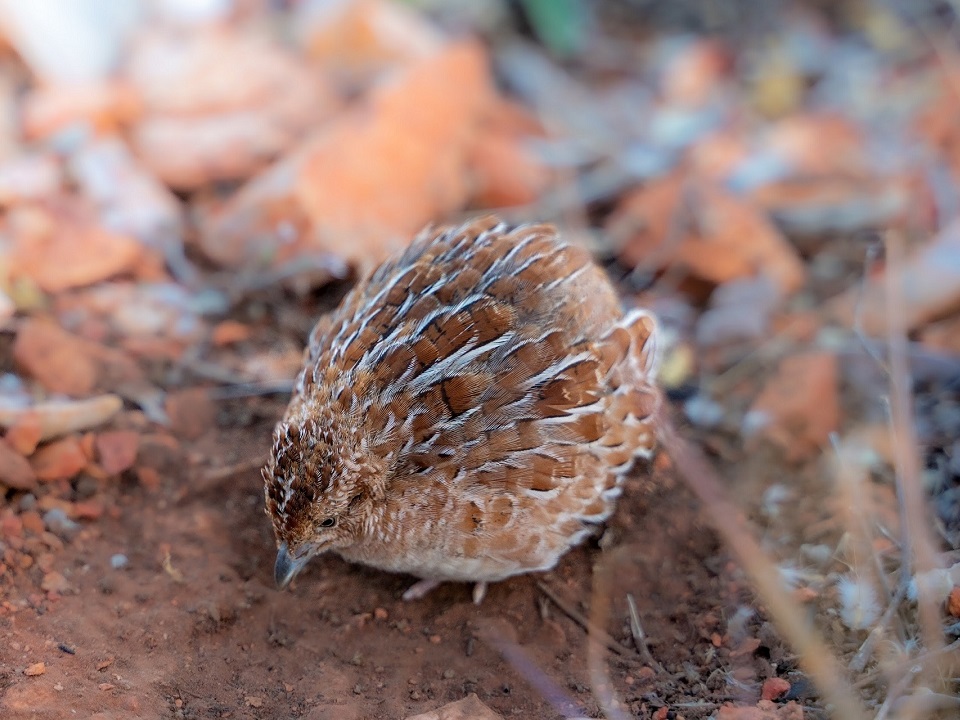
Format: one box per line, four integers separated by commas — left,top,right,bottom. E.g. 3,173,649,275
264,215,660,601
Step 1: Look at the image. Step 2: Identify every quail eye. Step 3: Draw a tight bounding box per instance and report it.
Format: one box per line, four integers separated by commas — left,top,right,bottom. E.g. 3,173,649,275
319,517,336,528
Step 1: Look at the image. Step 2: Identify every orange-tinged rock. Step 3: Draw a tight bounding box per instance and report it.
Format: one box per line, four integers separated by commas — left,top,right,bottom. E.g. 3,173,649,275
30,436,88,482
760,677,791,701
95,430,140,476
203,40,494,275
747,352,840,462
23,662,45,677
3,412,43,455
610,175,805,295
948,587,960,618
468,130,548,208
9,204,141,292
71,499,103,520
20,510,44,535
0,438,36,491
13,319,100,396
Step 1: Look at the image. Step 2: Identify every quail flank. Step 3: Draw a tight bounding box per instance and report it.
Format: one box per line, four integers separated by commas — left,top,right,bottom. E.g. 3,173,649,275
263,216,660,604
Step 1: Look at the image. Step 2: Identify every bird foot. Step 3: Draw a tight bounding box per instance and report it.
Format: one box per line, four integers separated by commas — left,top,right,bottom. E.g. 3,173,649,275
401,579,489,604
402,579,442,601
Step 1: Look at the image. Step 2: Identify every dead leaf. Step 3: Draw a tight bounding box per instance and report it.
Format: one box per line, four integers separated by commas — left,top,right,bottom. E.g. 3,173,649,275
23,662,46,677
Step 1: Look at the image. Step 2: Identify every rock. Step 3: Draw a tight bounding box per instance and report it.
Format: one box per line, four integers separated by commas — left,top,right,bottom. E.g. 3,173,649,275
761,677,791,701
23,662,46,677
13,319,101,396
41,571,71,593
30,436,89,482
43,508,79,541
0,437,37,491
95,430,140,475
745,352,840,462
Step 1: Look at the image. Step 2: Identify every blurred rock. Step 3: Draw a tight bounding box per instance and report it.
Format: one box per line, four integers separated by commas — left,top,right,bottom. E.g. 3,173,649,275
69,137,183,251
745,352,840,462
0,437,37,491
7,200,142,293
13,319,101,396
697,276,781,347
95,430,140,475
203,39,493,276
43,508,79,542
684,394,726,429
128,25,340,189
55,282,213,353
30,436,89,482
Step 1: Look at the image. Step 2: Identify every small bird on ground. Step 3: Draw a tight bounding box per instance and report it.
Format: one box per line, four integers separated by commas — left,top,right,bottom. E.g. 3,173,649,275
263,216,660,604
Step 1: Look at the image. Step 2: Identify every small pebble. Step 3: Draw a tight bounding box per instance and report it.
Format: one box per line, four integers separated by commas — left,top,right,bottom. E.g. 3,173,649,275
110,554,129,570
43,509,79,542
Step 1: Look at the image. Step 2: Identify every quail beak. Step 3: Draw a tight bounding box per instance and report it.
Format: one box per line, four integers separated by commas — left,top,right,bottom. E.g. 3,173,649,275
274,543,310,589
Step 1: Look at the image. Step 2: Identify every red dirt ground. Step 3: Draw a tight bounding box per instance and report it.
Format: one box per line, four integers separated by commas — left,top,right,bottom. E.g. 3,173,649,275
0,391,801,719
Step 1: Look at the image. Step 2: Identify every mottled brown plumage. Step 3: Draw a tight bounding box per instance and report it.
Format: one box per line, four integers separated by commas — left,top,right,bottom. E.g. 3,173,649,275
263,216,660,602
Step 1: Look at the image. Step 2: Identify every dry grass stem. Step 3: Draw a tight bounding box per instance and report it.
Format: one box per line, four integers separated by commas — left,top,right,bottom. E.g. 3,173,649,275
661,419,869,720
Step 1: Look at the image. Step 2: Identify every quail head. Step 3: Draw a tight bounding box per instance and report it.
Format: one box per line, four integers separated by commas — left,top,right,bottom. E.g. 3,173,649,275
263,216,660,603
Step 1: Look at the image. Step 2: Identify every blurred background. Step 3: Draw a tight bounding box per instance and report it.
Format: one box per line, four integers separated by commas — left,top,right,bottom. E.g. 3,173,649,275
0,1,959,718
